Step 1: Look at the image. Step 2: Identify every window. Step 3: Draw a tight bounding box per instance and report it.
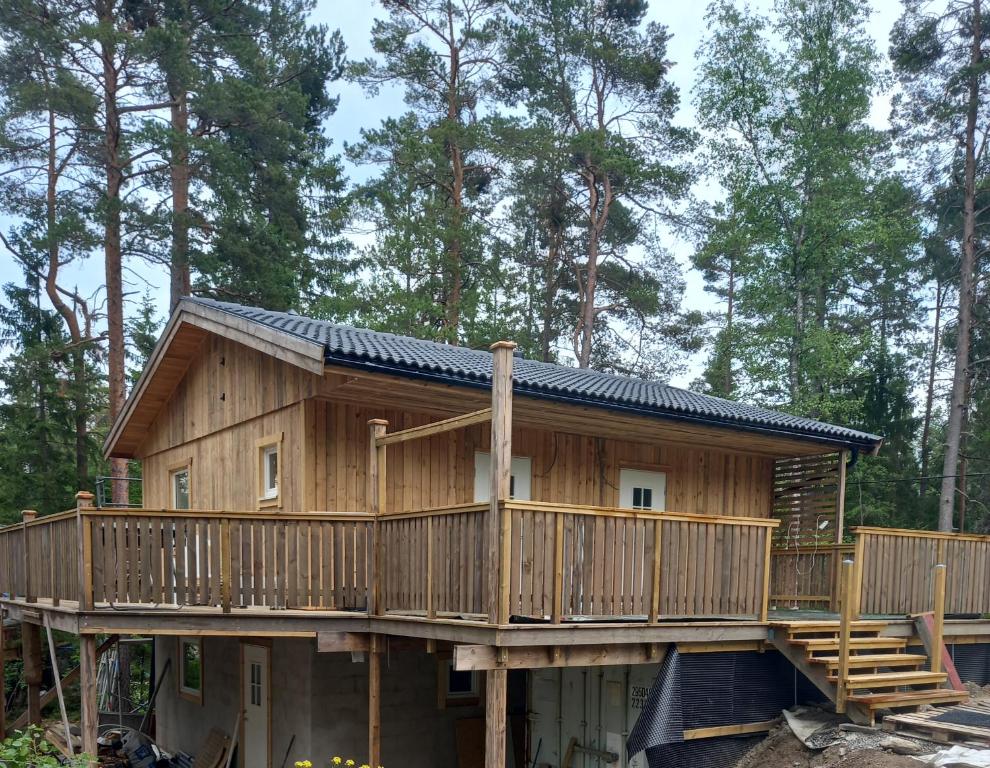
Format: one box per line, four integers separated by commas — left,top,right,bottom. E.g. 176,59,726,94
256,434,282,508
437,658,480,708
170,463,191,510
619,468,666,511
473,452,532,502
178,637,203,703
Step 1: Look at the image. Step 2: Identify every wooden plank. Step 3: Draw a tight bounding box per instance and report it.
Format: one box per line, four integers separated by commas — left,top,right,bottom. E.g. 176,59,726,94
683,719,778,741
376,408,492,446
369,639,381,768
487,342,515,624
454,643,670,671
484,668,507,768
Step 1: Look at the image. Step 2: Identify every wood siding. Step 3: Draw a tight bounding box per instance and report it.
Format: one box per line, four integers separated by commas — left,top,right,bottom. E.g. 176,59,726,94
138,334,775,518
309,401,775,517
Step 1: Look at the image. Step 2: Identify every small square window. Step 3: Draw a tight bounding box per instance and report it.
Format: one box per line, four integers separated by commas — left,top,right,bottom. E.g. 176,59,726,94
171,466,190,510
437,658,479,708
178,637,203,703
262,446,278,499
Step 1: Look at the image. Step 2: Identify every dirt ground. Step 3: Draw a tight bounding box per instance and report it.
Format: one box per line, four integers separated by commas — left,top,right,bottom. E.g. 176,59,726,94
735,722,934,768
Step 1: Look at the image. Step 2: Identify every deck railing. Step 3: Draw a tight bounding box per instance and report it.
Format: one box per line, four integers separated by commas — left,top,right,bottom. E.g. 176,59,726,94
852,526,990,616
0,503,780,623
379,501,779,622
769,543,854,611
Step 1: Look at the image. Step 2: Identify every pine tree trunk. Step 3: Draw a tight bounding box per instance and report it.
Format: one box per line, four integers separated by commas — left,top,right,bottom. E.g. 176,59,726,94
919,280,944,496
169,88,191,311
99,0,129,505
938,0,981,531
724,253,736,395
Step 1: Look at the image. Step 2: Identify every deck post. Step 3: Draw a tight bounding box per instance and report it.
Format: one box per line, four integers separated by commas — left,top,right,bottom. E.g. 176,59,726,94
79,633,99,761
0,609,6,739
368,635,382,767
368,419,388,616
22,510,37,602
485,668,508,768
931,562,947,674
835,450,848,543
22,621,42,725
836,558,854,714
76,491,95,610
487,341,516,625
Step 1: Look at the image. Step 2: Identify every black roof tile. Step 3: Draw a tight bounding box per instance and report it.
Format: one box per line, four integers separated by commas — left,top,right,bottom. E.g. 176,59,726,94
186,297,882,450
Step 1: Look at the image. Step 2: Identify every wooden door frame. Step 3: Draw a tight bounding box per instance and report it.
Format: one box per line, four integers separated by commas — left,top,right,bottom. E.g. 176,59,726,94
239,640,272,768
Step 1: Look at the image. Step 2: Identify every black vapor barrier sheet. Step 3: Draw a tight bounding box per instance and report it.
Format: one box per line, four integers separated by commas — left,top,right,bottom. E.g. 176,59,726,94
627,649,823,768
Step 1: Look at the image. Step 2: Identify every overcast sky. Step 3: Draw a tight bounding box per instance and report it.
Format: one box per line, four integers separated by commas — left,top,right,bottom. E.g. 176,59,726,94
0,0,906,387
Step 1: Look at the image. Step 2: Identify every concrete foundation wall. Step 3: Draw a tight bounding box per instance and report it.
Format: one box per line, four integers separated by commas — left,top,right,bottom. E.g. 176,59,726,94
154,637,483,767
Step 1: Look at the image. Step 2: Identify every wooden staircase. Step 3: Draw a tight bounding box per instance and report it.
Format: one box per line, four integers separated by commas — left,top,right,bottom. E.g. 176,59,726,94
769,620,968,725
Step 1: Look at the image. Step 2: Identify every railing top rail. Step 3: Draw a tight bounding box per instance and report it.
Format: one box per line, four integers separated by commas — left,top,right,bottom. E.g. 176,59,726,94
502,500,780,527
0,509,81,532
378,502,489,521
79,508,374,523
771,543,855,552
851,526,990,543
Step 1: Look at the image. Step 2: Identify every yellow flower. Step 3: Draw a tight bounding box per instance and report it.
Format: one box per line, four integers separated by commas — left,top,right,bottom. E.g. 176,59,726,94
331,759,342,766
295,763,304,768
346,761,355,767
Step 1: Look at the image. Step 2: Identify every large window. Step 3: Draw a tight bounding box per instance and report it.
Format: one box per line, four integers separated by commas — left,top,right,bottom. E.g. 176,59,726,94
256,433,282,508
473,452,532,502
619,468,666,511
169,462,191,510
178,637,203,704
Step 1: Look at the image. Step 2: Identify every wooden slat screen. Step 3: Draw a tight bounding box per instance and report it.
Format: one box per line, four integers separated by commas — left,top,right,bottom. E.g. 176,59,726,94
773,453,841,546
769,544,853,610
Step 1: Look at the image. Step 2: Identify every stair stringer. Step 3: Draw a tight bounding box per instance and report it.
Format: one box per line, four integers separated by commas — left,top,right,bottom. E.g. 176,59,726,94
767,629,871,726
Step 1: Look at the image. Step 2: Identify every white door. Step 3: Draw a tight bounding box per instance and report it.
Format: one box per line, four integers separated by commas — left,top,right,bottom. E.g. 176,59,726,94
473,452,532,501
618,469,666,511
242,644,270,768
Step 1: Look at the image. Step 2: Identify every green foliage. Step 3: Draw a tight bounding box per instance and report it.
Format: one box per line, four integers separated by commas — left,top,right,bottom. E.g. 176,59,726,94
0,726,92,767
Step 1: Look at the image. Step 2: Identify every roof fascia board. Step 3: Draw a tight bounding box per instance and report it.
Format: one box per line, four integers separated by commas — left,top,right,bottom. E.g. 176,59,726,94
104,300,325,458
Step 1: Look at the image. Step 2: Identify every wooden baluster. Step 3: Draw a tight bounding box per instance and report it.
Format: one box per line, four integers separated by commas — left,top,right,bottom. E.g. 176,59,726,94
221,518,232,613
760,526,773,622
649,518,662,623
552,511,565,623
21,511,37,602
836,558,854,714
931,561,947,675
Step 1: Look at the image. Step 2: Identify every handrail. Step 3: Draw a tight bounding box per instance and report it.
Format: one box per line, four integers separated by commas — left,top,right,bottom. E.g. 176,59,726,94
851,525,990,543
378,502,488,521
503,500,781,527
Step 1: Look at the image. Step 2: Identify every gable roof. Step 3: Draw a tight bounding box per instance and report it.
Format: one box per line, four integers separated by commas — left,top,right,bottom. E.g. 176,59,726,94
156,297,880,453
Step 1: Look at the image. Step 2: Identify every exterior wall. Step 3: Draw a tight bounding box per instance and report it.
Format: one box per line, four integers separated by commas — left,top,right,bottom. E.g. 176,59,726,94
137,332,774,517
155,636,485,768
311,401,775,517
529,664,657,768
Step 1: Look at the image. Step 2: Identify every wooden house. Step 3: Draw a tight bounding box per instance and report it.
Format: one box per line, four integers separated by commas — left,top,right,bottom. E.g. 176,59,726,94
1,298,988,768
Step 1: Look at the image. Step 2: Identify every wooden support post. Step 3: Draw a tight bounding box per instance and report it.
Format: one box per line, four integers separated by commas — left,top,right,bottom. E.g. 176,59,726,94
368,635,382,768
931,562,947,675
851,533,865,620
487,341,516,625
760,526,773,623
0,609,5,739
836,558,854,714
76,492,95,610
22,510,37,602
22,621,42,726
649,519,662,623
79,633,98,760
485,668,508,768
835,450,848,543
368,420,388,617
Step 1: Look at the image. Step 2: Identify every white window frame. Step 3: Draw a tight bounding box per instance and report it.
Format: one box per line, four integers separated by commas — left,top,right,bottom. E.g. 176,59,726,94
256,433,283,509
473,452,532,502
169,460,192,510
178,636,204,704
618,468,667,511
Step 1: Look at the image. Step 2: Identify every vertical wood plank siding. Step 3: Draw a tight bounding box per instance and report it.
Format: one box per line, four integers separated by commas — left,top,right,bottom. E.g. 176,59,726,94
769,544,854,610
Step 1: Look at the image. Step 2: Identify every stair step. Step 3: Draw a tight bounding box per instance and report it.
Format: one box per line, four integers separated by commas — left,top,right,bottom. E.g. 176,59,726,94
830,671,948,689
847,689,969,711
793,637,908,653
771,620,889,636
811,653,928,670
